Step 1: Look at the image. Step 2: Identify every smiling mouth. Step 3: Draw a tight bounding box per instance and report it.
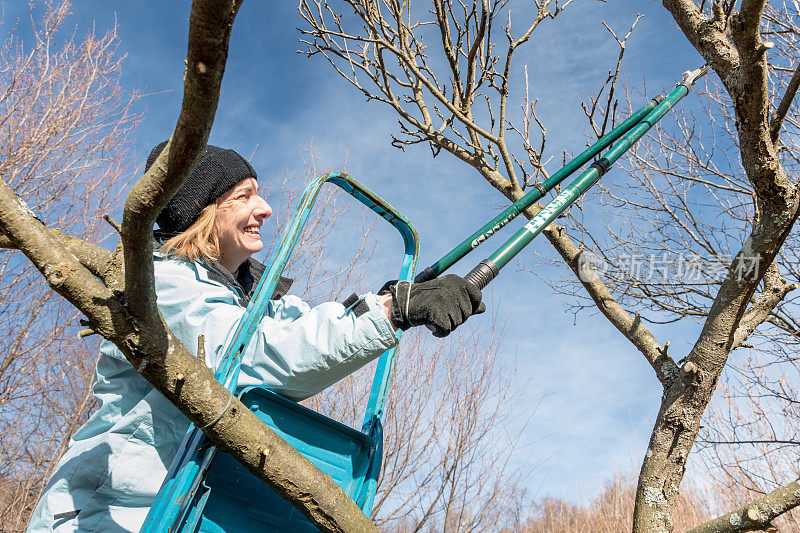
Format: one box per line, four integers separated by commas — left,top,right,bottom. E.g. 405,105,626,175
243,226,260,236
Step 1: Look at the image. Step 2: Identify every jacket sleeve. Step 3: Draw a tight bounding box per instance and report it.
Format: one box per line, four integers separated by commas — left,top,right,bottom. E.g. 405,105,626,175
154,257,398,400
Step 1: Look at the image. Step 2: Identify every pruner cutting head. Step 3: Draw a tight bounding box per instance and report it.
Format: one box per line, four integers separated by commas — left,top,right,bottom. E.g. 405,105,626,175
679,65,711,91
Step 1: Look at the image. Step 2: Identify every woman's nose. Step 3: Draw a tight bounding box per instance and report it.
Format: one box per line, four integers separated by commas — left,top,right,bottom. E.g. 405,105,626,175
254,196,272,219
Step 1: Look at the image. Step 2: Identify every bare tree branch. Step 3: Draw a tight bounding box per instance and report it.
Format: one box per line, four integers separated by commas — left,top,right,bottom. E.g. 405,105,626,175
629,3,800,529
687,477,800,533
770,61,800,143
731,261,798,350
661,0,739,79
0,227,112,284
538,220,679,386
122,0,243,320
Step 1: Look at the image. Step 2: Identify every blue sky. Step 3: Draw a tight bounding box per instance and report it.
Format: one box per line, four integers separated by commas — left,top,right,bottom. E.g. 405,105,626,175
8,0,712,503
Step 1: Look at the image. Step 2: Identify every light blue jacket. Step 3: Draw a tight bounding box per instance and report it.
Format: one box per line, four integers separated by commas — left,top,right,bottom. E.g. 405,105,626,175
27,254,397,532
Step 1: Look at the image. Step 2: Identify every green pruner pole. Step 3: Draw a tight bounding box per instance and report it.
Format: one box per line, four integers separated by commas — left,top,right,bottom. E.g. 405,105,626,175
413,94,666,283
463,65,710,290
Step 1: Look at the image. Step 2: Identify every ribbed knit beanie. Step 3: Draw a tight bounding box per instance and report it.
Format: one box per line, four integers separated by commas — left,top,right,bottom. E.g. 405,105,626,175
146,141,257,235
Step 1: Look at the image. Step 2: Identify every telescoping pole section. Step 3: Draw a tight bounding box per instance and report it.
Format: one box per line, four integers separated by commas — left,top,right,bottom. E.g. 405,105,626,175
463,65,710,290
414,95,665,283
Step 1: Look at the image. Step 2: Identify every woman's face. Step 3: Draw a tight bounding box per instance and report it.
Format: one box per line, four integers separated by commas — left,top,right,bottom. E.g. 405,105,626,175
214,177,272,272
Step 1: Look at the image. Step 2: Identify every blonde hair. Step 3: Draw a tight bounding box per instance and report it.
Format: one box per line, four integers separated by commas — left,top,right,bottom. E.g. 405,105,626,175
159,203,220,262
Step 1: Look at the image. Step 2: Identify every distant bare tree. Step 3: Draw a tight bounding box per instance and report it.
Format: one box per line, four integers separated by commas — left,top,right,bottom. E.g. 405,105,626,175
520,472,711,533
306,325,528,532
698,368,800,531
0,2,137,529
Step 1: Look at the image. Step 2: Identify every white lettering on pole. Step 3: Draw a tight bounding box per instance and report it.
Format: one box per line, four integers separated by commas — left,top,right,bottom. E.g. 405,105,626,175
471,213,515,248
524,188,580,235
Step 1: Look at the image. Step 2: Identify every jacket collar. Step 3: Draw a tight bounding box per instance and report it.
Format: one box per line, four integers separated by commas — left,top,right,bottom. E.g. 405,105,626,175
153,236,292,306
202,257,293,307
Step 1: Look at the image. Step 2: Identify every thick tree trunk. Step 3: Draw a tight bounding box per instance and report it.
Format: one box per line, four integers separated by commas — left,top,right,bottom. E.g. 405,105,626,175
633,199,798,532
631,4,800,530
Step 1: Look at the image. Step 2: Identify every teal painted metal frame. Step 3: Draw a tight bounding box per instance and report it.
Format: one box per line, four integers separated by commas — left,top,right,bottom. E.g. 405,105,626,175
142,171,419,532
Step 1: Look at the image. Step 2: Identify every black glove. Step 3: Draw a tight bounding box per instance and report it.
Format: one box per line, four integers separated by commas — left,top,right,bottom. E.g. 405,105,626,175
385,275,485,337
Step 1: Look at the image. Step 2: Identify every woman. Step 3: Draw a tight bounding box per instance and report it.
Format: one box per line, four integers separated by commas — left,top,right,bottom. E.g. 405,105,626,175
27,143,484,532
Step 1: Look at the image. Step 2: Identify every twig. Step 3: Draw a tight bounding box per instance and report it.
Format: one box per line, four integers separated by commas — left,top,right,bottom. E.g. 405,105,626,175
770,61,800,143
103,214,122,234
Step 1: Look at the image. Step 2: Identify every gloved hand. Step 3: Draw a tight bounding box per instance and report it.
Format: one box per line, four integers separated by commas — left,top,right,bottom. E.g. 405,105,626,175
382,275,485,337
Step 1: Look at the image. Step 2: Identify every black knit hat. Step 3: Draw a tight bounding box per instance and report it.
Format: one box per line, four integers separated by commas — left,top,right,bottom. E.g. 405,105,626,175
146,141,257,234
